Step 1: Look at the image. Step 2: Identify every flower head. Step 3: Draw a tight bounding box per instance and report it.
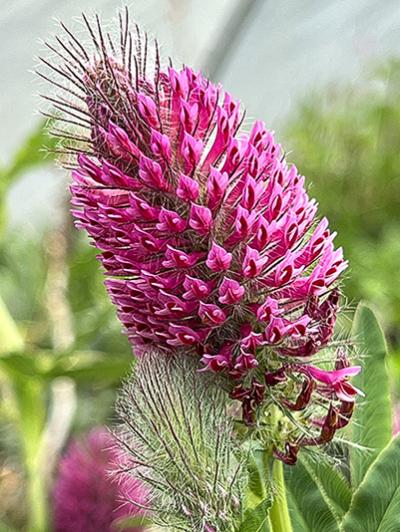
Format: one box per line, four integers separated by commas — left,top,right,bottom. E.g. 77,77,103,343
53,428,147,532
39,9,355,462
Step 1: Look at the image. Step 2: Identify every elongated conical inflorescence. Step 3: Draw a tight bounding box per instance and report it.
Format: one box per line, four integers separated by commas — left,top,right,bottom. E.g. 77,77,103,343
115,354,245,531
39,8,360,462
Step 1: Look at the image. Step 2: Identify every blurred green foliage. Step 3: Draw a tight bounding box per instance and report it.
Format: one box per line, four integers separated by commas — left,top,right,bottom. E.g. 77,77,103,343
0,122,58,235
285,59,400,346
0,121,132,530
0,123,57,188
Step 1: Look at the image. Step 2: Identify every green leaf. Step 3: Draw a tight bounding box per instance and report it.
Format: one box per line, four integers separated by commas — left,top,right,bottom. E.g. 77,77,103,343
350,303,392,488
298,455,351,520
48,351,132,384
0,526,16,532
0,296,24,354
0,296,48,530
284,458,340,532
0,353,39,379
0,520,17,532
239,498,271,532
0,120,56,190
0,350,131,386
342,436,400,531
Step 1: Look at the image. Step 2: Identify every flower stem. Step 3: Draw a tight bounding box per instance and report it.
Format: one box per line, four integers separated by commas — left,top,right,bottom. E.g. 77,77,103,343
269,459,293,532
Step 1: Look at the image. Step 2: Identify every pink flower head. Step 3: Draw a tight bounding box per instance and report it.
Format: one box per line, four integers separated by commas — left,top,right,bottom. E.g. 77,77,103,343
41,11,352,463
53,429,147,532
53,27,346,358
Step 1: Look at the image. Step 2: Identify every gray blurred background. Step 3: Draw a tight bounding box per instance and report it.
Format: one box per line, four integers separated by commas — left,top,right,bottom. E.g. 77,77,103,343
2,0,400,230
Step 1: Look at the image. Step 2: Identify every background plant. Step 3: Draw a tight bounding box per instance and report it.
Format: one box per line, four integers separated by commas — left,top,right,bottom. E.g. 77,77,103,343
284,60,400,351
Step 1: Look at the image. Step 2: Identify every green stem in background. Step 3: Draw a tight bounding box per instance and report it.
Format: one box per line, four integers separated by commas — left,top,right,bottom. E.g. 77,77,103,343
14,379,48,532
0,295,48,532
269,459,293,532
26,471,48,532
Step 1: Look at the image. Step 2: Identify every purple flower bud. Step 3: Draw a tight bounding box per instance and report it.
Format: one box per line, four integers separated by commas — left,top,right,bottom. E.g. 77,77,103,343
218,277,245,305
274,442,299,465
265,367,287,386
206,242,233,272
